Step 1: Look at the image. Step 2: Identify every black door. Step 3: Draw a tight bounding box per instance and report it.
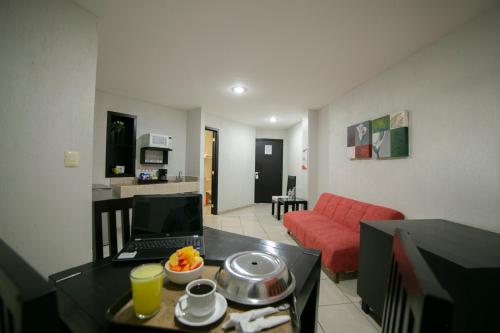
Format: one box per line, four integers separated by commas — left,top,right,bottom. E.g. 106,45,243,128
255,139,283,203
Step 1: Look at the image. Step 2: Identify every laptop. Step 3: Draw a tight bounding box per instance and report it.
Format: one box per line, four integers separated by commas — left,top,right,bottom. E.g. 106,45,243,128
112,193,205,262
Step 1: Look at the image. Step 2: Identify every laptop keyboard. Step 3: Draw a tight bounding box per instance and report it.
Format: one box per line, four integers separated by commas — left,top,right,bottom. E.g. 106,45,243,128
126,238,202,252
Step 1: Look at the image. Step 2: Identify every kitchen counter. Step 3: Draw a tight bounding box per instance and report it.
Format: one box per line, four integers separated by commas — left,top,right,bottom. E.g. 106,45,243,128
110,178,199,198
92,184,119,202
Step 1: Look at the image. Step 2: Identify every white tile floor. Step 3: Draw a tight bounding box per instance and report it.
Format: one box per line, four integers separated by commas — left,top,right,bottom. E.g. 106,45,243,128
205,203,381,333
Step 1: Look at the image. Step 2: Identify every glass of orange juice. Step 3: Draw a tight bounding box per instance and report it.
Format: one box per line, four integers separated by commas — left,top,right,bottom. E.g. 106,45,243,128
130,263,165,319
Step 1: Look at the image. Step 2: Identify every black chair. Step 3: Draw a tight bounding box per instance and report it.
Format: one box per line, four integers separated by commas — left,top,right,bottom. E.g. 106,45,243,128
0,239,60,332
92,197,133,260
271,175,297,215
286,175,296,194
382,229,453,333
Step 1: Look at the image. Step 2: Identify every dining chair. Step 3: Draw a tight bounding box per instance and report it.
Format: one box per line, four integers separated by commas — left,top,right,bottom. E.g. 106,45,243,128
271,175,297,215
285,175,296,194
92,197,133,260
381,229,453,333
0,239,60,332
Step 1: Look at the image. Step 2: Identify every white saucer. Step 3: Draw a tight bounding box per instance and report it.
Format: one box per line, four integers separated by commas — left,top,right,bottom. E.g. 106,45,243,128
175,292,227,327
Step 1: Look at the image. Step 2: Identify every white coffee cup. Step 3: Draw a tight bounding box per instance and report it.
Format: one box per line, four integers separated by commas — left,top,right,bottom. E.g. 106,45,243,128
181,279,216,317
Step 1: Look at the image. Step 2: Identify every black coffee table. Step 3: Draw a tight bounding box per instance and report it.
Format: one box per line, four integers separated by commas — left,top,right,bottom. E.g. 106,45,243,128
275,197,308,220
50,227,321,333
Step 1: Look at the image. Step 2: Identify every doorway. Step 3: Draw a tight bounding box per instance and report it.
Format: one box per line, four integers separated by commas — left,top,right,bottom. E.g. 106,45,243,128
255,139,283,203
204,127,219,215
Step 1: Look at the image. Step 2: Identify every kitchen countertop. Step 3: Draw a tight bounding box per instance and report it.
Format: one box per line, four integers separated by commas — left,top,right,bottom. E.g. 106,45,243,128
92,187,119,202
92,176,200,202
110,178,199,199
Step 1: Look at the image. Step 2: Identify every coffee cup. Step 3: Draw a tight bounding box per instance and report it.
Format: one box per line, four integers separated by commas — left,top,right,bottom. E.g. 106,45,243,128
180,279,216,317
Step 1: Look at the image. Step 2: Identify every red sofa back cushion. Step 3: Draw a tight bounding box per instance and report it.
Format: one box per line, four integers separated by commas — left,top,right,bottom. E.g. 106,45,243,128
314,193,404,232
313,193,332,214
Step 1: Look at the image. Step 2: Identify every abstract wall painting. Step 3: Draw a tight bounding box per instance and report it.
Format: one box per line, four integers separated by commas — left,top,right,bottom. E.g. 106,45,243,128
346,121,372,159
372,111,409,158
347,111,409,160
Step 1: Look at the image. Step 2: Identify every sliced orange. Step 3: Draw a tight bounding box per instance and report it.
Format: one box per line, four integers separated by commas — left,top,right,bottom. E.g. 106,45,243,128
170,265,181,272
190,261,202,270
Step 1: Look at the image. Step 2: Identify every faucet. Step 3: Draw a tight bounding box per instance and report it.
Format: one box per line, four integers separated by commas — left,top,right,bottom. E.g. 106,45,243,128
176,171,183,182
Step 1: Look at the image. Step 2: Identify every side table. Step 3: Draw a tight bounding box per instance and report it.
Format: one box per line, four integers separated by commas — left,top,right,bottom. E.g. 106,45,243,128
276,197,308,220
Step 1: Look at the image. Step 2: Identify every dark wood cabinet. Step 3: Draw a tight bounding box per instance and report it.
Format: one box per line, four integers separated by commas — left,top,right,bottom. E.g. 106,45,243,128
105,111,137,178
358,219,500,333
139,146,171,165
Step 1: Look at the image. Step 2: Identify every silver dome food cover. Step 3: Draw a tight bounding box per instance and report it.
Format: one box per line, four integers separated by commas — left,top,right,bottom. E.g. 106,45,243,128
214,251,296,305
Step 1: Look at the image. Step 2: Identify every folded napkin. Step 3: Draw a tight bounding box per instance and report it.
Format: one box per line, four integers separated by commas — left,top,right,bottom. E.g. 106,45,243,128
238,315,290,333
221,304,291,333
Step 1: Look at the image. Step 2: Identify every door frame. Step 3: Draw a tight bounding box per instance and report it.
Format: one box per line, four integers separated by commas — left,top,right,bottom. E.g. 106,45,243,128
254,138,284,203
205,127,219,215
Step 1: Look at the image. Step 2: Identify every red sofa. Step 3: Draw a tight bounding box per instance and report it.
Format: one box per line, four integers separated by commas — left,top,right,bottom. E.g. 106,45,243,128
283,193,404,281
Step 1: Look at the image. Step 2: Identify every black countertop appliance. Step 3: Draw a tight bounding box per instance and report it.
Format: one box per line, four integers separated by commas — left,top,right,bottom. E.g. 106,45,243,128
158,168,168,181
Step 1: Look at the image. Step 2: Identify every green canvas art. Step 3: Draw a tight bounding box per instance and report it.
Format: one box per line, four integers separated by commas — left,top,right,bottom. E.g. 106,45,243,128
372,115,390,133
371,111,409,158
390,127,409,157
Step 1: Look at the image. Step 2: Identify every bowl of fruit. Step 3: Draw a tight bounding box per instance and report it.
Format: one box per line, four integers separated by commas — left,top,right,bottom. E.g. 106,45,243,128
162,246,204,285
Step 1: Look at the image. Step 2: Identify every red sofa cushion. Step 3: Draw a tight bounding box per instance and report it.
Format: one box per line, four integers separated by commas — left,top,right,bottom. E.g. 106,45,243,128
283,211,331,243
312,229,360,273
342,201,371,232
284,192,404,273
313,193,332,214
362,205,404,222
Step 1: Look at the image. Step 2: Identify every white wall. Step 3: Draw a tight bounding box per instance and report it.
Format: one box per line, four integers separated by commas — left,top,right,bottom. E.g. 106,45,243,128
205,113,256,212
256,128,288,195
0,0,98,276
317,6,500,232
185,108,203,191
287,121,308,199
93,90,187,184
317,106,330,200
185,108,202,178
307,110,319,204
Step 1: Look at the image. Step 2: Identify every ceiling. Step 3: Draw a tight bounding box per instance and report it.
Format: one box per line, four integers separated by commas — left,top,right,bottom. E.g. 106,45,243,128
75,0,498,129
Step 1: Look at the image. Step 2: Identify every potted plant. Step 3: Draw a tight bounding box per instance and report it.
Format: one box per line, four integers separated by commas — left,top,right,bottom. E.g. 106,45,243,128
110,120,125,144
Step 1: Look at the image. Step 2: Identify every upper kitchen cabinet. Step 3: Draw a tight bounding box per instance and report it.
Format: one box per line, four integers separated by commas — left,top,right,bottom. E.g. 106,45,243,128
139,133,173,165
105,111,137,178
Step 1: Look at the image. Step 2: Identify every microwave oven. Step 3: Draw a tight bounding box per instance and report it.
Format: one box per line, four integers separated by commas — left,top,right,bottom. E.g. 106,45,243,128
141,133,173,149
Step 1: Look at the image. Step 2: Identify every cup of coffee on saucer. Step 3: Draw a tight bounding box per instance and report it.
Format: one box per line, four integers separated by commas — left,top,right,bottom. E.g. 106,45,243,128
181,279,216,317
175,279,227,327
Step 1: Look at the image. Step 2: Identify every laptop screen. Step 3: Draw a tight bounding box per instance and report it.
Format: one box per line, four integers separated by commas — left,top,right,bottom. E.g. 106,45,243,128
131,193,203,238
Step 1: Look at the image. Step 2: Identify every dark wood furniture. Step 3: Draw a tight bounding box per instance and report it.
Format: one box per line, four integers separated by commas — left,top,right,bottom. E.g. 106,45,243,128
271,176,297,217
359,219,500,333
382,229,453,333
140,146,171,165
92,188,133,260
276,197,308,220
105,111,137,178
0,239,60,332
49,228,321,333
271,197,283,216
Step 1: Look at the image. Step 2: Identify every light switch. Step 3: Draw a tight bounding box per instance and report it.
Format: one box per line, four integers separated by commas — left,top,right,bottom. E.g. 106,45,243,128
64,151,80,167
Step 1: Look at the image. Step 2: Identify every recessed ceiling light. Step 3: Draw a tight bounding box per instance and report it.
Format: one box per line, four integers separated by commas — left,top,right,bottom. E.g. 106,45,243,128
270,116,277,123
231,85,247,95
